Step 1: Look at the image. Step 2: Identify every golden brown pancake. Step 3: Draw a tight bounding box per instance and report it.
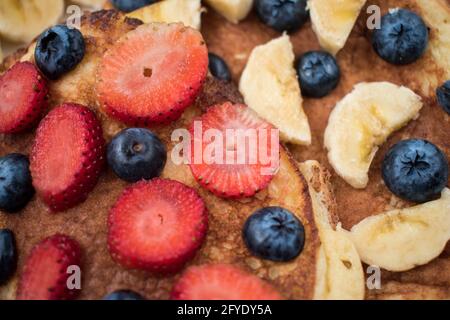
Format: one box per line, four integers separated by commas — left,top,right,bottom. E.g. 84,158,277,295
1,0,450,299
0,10,324,300
201,0,450,298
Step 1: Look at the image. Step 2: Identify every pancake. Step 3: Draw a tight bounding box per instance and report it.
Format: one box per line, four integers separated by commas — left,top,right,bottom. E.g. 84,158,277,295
1,0,450,299
0,10,325,300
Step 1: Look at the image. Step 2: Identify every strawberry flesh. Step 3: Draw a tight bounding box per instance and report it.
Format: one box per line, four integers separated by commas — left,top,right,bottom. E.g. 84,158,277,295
188,102,279,198
171,264,282,300
97,23,208,126
30,103,105,212
0,61,48,134
108,178,208,273
17,234,81,300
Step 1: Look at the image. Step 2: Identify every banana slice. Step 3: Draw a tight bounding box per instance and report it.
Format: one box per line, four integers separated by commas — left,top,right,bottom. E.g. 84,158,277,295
71,0,106,9
0,0,64,43
300,160,365,300
324,82,422,189
349,189,450,272
127,0,203,30
308,0,367,55
240,34,312,145
205,0,253,24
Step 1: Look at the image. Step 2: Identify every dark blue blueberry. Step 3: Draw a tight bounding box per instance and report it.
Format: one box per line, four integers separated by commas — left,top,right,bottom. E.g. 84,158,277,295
296,51,340,98
372,9,428,65
35,25,85,80
243,206,305,262
0,229,17,285
437,80,450,115
107,128,166,182
111,0,158,12
382,139,448,203
255,0,309,32
104,290,145,300
208,53,231,82
0,154,34,213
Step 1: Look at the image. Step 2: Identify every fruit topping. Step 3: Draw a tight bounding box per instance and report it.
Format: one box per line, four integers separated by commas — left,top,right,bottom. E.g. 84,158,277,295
30,103,105,212
126,0,202,30
382,139,448,203
309,0,366,55
171,263,282,300
0,154,34,213
372,9,429,65
0,62,48,134
0,229,17,285
97,23,208,126
204,0,254,24
0,0,64,43
188,102,279,198
107,178,208,273
324,82,423,189
208,53,231,82
437,80,450,115
16,234,82,300
104,290,146,300
111,0,158,13
296,51,340,98
35,25,86,80
240,34,311,145
350,188,450,272
107,128,167,182
255,0,309,32
243,206,305,262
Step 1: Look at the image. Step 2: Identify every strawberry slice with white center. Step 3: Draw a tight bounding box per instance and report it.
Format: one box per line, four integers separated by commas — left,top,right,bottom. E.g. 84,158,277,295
0,61,48,134
170,264,283,300
107,178,208,273
188,102,279,198
17,234,82,300
30,103,106,212
97,23,208,126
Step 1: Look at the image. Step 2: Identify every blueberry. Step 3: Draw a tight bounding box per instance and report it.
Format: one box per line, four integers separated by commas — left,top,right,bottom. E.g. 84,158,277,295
372,9,428,65
296,51,340,98
208,53,231,82
0,229,17,285
35,25,85,80
0,154,34,213
255,0,309,32
382,139,448,203
111,0,158,12
437,80,450,115
104,290,145,300
107,128,166,182
243,206,305,262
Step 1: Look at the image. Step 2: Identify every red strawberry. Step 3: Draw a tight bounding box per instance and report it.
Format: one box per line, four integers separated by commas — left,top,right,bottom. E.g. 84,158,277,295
188,102,279,198
17,234,81,300
0,61,48,134
97,23,208,126
171,264,282,300
108,178,208,273
30,103,105,212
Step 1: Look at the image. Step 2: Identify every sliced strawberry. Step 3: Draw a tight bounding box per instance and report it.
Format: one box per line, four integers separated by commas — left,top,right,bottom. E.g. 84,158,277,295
17,234,81,300
171,264,282,300
30,103,106,212
188,102,279,198
97,23,208,126
108,178,208,273
0,61,48,134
